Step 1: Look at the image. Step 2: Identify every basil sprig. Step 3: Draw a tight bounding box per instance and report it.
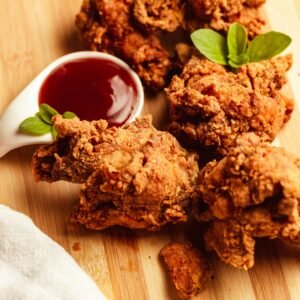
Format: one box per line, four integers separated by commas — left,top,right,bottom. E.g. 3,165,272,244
191,23,292,71
19,104,77,139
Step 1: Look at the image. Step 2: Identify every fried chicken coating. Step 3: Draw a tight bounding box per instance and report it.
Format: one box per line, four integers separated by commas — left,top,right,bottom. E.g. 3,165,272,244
193,135,300,269
76,0,171,90
184,0,266,38
190,0,265,18
76,0,267,91
33,116,108,183
75,0,114,53
166,54,294,156
33,115,199,231
132,0,184,32
160,242,213,299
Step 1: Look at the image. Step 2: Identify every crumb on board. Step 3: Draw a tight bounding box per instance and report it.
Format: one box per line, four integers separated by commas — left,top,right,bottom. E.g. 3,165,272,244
72,242,81,251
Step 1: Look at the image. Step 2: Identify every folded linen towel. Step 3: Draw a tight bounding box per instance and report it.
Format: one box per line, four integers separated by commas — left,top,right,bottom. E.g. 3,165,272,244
0,204,106,300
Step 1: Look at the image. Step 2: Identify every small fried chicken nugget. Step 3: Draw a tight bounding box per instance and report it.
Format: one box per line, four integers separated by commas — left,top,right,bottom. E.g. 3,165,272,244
160,242,213,299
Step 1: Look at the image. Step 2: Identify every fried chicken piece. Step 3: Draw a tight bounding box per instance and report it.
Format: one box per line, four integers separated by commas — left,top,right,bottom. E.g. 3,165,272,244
75,0,114,53
75,0,265,91
160,243,213,299
204,201,300,269
166,54,294,155
33,116,108,183
120,32,171,90
33,115,199,231
76,0,171,90
132,0,184,32
190,0,265,18
204,219,256,270
193,135,300,269
191,0,244,17
184,0,266,38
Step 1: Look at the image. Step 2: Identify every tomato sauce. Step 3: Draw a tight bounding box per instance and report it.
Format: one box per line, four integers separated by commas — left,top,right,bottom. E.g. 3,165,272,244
39,58,138,126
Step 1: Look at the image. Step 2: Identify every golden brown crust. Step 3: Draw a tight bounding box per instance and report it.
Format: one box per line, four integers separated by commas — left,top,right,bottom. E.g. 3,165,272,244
133,0,184,32
184,0,266,38
75,0,114,53
190,0,244,18
166,54,294,155
194,136,300,269
33,115,200,231
204,220,255,269
75,0,267,91
75,0,171,91
32,116,109,183
160,242,213,299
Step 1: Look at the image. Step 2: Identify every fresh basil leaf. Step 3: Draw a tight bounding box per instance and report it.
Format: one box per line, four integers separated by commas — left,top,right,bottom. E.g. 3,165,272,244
227,23,248,59
229,61,243,70
19,104,78,138
228,53,249,68
246,31,292,62
51,126,58,139
63,111,78,119
19,116,52,136
37,111,53,125
228,60,241,69
40,103,59,117
191,29,228,65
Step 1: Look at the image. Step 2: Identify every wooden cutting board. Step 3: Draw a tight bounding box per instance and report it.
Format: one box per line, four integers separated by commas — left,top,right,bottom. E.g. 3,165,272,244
0,1,300,299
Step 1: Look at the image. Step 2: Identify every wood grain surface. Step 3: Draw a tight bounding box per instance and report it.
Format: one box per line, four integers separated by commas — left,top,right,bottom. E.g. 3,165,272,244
0,1,300,299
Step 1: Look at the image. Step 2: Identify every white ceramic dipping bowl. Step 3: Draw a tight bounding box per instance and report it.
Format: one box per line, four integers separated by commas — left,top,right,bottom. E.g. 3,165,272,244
0,51,144,158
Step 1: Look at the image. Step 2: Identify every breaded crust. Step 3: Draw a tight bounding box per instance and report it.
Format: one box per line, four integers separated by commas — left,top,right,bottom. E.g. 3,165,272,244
33,115,200,231
166,54,294,155
194,135,300,269
160,242,213,299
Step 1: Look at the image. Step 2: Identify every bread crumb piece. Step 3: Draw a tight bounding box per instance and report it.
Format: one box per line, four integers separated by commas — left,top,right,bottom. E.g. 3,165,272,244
72,242,81,251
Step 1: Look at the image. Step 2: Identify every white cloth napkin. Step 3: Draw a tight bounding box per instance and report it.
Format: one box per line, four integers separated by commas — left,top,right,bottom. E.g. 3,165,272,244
0,205,106,300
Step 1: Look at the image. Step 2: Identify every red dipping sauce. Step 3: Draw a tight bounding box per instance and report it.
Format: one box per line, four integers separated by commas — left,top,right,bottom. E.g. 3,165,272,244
39,58,138,126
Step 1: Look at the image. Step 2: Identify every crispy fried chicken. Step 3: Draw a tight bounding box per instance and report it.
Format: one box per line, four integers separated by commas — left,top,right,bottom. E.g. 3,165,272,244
133,0,184,32
160,242,213,299
76,0,267,91
193,134,300,269
184,0,266,38
76,0,171,90
166,54,294,156
33,115,199,231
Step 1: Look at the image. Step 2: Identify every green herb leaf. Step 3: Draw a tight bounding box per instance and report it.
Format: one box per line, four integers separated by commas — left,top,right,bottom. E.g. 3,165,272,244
191,24,292,71
38,103,59,125
63,111,78,119
19,104,78,138
246,31,292,62
191,29,228,65
51,126,58,139
19,116,52,136
227,23,248,59
228,53,250,68
40,103,59,117
37,111,53,125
